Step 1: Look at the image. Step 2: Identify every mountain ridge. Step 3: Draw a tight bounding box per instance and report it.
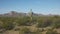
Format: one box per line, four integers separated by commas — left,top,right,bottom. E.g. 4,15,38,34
0,11,60,17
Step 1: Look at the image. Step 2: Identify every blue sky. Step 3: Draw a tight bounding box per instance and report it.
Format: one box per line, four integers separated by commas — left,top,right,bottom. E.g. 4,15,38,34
0,0,60,15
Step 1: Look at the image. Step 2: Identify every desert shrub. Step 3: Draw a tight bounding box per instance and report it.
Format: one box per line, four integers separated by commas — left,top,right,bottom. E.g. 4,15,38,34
37,18,52,28
0,29,5,34
19,27,32,34
17,17,31,26
34,28,42,34
0,17,16,30
19,27,42,34
0,30,3,34
14,28,20,31
2,22,15,30
52,19,60,29
46,29,58,34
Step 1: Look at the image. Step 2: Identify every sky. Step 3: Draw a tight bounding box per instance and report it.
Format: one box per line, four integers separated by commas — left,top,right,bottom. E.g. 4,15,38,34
0,0,60,15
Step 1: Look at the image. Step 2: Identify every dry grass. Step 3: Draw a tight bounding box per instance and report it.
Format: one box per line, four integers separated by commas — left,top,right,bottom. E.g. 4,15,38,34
2,26,60,34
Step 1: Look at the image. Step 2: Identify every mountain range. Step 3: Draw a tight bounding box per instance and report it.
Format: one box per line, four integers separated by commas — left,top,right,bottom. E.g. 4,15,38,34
0,11,59,17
